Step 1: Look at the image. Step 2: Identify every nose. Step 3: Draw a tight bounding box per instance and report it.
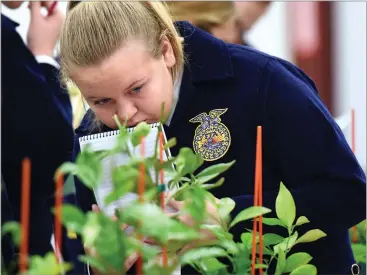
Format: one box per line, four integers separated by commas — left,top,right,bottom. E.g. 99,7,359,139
116,100,138,127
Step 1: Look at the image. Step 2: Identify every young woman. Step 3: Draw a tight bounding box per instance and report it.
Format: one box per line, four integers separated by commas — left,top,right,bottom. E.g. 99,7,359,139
60,2,366,274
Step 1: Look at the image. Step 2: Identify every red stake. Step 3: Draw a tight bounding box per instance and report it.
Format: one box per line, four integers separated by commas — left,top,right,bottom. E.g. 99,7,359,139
20,158,31,273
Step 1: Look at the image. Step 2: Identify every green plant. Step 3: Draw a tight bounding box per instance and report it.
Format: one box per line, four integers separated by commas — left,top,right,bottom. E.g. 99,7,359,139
350,220,366,274
1,120,327,275
1,222,72,275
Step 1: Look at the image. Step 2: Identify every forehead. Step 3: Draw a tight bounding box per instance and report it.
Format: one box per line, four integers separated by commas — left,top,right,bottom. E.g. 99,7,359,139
71,41,152,93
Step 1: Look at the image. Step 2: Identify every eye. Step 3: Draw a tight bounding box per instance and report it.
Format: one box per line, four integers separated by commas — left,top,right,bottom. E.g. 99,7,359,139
93,98,111,106
131,85,143,94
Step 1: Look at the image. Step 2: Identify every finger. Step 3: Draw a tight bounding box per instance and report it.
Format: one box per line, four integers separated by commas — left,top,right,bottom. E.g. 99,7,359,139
84,246,97,257
29,1,41,17
92,204,100,212
167,199,184,210
143,237,156,245
124,252,139,271
41,1,54,8
121,223,128,231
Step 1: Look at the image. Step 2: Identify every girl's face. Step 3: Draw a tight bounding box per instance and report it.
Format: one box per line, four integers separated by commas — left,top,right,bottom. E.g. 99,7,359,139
70,37,176,129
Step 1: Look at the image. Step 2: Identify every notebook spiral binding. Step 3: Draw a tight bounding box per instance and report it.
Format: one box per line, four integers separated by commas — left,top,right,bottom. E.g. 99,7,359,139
79,122,161,142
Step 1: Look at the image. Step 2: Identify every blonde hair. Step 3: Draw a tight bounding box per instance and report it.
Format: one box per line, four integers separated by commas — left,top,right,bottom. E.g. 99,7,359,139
166,1,235,32
60,1,184,84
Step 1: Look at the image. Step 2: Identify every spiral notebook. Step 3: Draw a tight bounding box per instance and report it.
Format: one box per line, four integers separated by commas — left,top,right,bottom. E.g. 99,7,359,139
79,123,175,217
80,123,180,274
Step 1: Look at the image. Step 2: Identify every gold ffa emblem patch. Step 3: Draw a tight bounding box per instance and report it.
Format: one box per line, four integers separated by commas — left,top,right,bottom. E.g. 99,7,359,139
189,108,231,161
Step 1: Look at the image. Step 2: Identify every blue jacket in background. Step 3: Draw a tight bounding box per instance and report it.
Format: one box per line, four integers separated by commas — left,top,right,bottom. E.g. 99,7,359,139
66,21,366,274
1,14,74,265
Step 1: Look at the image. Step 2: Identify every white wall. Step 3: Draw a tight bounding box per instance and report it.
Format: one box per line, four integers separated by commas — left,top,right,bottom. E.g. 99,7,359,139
245,2,293,62
332,2,366,170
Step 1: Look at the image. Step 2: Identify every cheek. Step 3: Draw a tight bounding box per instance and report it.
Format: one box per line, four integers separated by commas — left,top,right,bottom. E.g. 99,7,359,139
89,106,116,129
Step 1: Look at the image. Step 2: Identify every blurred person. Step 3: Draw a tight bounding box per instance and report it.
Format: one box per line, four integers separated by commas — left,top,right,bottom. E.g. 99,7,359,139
1,1,74,270
234,1,271,34
166,1,271,46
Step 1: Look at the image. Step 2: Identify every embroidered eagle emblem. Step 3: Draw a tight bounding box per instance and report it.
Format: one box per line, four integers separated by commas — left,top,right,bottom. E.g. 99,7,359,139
189,108,231,161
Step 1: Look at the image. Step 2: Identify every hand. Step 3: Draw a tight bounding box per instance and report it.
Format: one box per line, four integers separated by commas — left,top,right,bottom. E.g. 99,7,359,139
162,198,220,253
27,1,64,57
167,197,221,227
85,205,139,275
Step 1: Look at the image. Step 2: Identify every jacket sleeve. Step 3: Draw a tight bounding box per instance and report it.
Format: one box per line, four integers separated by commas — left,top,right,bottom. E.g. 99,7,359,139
231,59,366,232
2,23,74,198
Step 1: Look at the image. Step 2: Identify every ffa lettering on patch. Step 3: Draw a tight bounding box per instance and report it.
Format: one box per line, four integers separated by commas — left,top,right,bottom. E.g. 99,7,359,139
189,108,231,161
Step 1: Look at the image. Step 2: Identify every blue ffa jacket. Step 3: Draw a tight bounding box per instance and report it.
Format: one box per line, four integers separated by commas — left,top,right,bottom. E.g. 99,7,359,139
1,14,74,262
67,22,366,274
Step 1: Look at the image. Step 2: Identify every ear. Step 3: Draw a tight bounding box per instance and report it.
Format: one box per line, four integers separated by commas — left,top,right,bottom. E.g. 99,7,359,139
161,36,176,69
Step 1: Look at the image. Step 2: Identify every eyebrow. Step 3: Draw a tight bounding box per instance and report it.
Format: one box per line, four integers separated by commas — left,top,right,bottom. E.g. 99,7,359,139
86,77,146,100
124,77,146,91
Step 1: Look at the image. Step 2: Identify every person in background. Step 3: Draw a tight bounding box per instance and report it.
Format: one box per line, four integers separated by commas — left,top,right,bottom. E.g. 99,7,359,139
166,1,271,46
1,1,74,271
234,1,271,34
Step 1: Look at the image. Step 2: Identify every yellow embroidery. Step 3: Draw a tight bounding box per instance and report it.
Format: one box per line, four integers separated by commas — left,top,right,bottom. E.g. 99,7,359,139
189,108,231,161
67,230,77,239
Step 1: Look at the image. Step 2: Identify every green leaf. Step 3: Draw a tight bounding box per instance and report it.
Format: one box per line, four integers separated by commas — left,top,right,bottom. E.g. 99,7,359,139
274,249,286,275
183,186,207,226
82,212,102,248
63,174,76,196
351,243,366,263
61,204,86,234
111,165,139,185
59,149,103,190
262,217,286,228
295,216,310,227
274,231,298,254
196,161,235,184
180,247,228,265
241,232,252,248
254,264,269,269
78,255,107,273
262,233,284,246
131,122,151,146
29,252,72,275
2,221,21,246
198,258,227,273
122,203,199,244
289,264,317,275
295,229,327,245
218,197,235,222
241,232,283,253
229,206,271,228
276,182,296,229
174,148,203,177
104,180,135,205
284,252,313,273
163,137,177,150
234,243,251,274
201,177,225,191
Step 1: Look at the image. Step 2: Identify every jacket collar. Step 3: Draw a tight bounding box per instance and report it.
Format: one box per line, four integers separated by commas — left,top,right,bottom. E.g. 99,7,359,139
1,14,19,30
175,21,234,84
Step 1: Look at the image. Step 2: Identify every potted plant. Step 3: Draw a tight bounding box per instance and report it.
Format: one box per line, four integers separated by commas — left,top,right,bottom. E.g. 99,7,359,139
2,121,327,275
